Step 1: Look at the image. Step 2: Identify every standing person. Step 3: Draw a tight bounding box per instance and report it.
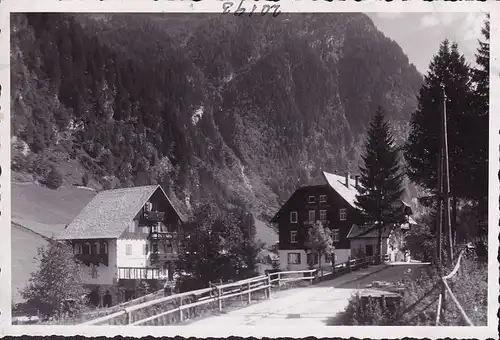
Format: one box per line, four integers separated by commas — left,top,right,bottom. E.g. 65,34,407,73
103,290,112,308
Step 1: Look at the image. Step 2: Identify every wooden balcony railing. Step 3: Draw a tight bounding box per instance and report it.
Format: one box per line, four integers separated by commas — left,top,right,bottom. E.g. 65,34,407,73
143,211,166,223
118,267,169,280
76,253,109,266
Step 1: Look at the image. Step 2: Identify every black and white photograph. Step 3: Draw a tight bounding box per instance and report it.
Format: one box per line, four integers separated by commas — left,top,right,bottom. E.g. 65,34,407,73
1,4,498,337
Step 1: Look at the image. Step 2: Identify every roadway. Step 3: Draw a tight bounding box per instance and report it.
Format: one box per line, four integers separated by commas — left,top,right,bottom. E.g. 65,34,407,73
186,263,428,327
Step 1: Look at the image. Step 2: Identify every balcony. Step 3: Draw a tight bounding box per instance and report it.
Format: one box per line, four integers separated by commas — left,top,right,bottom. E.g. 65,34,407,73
143,211,166,223
149,252,179,263
118,267,168,280
76,253,109,266
148,231,178,241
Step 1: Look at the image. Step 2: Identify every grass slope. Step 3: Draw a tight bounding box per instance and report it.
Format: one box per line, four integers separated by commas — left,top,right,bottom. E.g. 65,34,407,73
11,182,96,304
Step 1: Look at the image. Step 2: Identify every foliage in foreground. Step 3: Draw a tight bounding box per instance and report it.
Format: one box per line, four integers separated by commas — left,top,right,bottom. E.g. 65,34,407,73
341,254,487,326
307,221,334,275
175,199,260,292
20,240,89,320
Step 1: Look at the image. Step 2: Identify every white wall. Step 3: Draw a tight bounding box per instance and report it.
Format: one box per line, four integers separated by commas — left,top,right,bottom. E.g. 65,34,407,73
278,249,308,271
279,248,352,271
80,240,118,285
332,248,351,264
116,239,150,268
350,238,389,258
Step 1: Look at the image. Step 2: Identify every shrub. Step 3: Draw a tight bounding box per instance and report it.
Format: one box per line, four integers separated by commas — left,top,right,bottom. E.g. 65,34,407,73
341,254,487,326
20,240,88,320
43,166,63,189
82,172,90,187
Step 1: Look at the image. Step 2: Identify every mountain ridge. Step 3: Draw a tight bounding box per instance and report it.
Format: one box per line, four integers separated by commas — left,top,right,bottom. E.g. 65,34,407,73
10,13,423,220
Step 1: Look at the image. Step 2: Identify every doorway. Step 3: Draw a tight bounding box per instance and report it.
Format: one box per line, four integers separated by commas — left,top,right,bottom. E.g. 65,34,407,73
365,244,374,257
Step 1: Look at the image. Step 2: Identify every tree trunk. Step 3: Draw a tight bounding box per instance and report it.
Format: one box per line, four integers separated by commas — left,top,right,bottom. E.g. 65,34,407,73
318,251,323,277
378,226,383,264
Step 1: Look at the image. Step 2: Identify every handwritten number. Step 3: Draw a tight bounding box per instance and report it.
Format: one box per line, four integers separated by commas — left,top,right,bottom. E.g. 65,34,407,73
235,0,245,16
249,4,257,17
223,2,233,14
261,4,270,15
271,4,281,17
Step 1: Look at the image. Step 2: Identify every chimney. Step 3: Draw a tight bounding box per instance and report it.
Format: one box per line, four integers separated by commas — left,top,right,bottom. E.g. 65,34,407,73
355,175,359,189
345,172,349,188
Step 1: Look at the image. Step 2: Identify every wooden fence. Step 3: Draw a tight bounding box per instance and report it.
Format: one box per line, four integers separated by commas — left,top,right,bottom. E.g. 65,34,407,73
81,255,379,326
435,249,473,326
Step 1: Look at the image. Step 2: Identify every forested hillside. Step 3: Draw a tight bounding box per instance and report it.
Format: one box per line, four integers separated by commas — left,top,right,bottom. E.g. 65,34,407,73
11,13,422,220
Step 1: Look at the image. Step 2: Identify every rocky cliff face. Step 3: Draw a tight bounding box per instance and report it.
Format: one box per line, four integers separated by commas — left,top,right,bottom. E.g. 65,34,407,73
10,13,422,219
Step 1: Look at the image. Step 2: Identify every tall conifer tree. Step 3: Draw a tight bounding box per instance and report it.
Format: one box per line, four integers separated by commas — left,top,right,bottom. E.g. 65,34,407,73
356,107,405,263
404,40,474,200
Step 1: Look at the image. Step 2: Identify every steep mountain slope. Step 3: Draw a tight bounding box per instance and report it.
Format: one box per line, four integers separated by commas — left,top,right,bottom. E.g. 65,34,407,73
11,13,422,221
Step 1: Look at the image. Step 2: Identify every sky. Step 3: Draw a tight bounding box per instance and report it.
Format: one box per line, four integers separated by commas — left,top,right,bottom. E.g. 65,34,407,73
366,12,488,75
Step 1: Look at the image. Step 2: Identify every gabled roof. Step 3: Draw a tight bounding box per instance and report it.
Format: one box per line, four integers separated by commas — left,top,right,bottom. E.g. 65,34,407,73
322,171,361,208
346,224,393,239
57,185,186,240
269,184,329,223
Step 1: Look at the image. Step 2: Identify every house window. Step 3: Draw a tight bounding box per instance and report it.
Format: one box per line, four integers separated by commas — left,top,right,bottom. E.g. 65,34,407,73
309,210,316,222
103,242,108,255
339,208,347,221
94,242,100,255
308,196,316,204
126,244,133,256
290,211,298,223
319,195,327,203
164,242,173,253
84,242,92,254
290,231,298,243
319,210,327,222
143,244,149,255
74,244,83,255
287,253,301,264
129,220,139,233
91,264,98,279
331,229,340,242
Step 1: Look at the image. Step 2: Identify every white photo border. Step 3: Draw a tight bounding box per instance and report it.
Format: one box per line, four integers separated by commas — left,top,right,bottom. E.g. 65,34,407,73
0,1,498,339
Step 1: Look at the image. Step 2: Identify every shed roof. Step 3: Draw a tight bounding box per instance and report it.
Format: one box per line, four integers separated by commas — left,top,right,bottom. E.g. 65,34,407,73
346,223,393,239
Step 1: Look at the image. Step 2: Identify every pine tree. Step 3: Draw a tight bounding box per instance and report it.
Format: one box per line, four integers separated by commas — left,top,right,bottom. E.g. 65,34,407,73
355,106,405,263
404,40,475,201
469,15,489,240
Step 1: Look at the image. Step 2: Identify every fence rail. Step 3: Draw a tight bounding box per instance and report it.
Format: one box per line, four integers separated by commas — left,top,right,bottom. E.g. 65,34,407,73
81,255,378,326
436,249,473,326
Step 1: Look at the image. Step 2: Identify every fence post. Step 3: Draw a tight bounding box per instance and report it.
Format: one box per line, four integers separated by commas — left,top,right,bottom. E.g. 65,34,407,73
278,272,282,289
248,282,251,304
124,309,131,325
266,275,271,299
217,287,222,312
179,295,183,322
348,257,352,272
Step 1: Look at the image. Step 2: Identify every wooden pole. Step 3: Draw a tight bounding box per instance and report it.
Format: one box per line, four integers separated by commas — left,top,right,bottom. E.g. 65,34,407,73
441,88,453,261
436,139,443,265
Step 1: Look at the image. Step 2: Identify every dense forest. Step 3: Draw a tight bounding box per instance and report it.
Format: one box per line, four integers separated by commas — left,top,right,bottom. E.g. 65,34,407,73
10,13,423,220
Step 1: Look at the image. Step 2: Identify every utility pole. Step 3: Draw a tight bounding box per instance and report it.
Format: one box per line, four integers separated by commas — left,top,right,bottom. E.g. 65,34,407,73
441,86,454,262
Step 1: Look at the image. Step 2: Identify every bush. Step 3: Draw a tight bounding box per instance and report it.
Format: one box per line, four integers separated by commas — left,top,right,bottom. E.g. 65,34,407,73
20,240,88,320
82,172,90,187
341,254,487,326
343,293,400,325
43,166,63,189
